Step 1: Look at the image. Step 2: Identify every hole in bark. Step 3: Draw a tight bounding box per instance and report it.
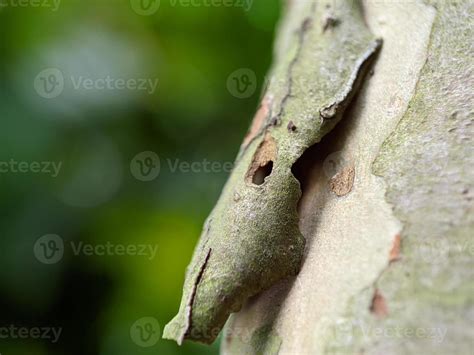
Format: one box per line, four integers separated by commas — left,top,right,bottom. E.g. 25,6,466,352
245,134,277,185
252,161,273,185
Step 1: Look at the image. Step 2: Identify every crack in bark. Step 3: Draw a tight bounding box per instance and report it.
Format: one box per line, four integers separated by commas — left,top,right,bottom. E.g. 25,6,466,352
183,248,212,344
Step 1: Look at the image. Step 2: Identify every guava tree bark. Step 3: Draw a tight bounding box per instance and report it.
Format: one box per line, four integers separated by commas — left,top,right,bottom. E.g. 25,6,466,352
221,0,473,354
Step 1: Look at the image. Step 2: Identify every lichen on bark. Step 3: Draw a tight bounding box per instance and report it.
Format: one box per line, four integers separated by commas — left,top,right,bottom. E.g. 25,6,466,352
163,0,381,345
223,0,472,354
222,0,474,354
326,1,474,353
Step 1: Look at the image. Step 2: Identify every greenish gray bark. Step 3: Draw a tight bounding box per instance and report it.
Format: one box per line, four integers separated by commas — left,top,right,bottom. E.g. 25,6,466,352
163,0,382,345
220,0,473,354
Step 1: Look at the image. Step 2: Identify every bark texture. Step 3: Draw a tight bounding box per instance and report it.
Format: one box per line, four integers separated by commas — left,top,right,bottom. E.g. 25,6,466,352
222,0,473,354
164,0,383,345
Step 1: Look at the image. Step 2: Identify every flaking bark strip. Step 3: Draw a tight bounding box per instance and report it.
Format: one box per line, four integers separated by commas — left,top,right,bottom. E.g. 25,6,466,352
329,165,355,196
389,234,401,263
319,38,382,120
163,0,382,345
370,289,388,318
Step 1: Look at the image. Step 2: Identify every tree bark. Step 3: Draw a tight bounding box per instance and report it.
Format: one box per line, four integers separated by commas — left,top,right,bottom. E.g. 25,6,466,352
221,0,473,354
164,0,383,345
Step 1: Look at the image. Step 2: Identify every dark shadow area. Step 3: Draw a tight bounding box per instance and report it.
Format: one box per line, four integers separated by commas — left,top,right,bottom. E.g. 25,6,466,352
252,161,274,185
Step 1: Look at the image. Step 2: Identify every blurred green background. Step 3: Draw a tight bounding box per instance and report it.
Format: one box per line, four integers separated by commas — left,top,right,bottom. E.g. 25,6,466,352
0,0,281,354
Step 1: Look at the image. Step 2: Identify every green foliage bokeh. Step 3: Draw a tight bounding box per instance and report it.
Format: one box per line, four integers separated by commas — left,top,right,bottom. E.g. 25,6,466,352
0,0,280,354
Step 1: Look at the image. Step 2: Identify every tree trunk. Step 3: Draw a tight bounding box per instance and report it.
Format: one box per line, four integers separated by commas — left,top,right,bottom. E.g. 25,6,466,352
221,0,473,354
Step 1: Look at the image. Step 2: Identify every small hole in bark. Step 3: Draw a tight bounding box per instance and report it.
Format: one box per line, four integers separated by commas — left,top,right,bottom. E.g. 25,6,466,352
245,134,277,185
287,121,297,132
252,161,273,185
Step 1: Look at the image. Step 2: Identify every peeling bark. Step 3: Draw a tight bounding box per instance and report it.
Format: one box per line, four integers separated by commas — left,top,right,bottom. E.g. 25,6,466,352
164,0,472,352
329,165,355,196
163,0,382,345
223,0,472,354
